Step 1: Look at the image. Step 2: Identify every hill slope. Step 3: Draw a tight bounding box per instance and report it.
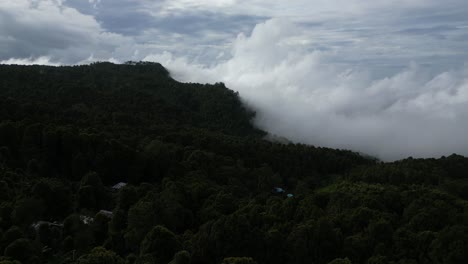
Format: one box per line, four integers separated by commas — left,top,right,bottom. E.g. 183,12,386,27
0,62,467,264
0,62,261,137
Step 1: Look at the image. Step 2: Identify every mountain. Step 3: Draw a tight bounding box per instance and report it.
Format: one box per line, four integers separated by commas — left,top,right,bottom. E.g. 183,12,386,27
0,62,467,264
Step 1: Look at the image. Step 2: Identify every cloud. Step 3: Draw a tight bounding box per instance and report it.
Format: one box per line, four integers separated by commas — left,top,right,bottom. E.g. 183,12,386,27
152,0,465,22
0,0,132,63
2,0,467,67
0,56,60,66
145,19,468,161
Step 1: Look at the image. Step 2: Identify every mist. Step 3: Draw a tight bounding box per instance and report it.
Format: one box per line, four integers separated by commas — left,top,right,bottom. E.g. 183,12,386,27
144,19,468,161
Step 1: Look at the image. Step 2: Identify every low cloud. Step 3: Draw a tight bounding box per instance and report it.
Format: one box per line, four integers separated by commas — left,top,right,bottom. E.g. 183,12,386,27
145,19,468,161
0,56,60,66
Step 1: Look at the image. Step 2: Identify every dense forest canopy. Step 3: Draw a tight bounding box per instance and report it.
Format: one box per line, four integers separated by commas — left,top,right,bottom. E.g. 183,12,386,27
0,62,467,264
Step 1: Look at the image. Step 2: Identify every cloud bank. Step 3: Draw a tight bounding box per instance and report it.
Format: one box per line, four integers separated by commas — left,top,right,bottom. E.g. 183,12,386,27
0,0,133,64
145,19,468,161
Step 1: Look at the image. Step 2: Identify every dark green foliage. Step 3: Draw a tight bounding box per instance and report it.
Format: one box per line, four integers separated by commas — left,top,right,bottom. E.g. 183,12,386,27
75,247,125,264
78,172,108,210
117,186,138,211
63,214,95,252
0,63,467,264
32,178,72,218
168,250,191,264
1,226,23,252
12,198,45,227
221,257,258,264
366,255,388,264
328,258,352,264
0,260,21,264
140,225,182,263
4,238,37,263
429,225,468,264
125,200,158,251
91,213,111,246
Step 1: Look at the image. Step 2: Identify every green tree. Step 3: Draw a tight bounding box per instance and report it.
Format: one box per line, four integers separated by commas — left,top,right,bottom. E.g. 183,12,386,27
12,198,45,227
140,225,182,264
117,186,138,211
0,260,21,264
168,250,191,264
367,255,389,264
63,214,94,252
2,226,23,248
221,257,257,264
75,247,124,264
328,258,352,264
32,178,72,218
369,219,393,246
125,200,158,251
4,239,37,263
78,172,108,210
429,225,468,264
80,171,104,188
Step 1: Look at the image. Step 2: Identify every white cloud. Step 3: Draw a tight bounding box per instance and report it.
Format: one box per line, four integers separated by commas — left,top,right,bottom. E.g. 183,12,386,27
152,0,463,21
0,56,60,66
0,0,132,63
145,19,468,161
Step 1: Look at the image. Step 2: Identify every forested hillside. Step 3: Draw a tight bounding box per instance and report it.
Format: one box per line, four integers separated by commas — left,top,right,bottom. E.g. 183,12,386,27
0,62,467,264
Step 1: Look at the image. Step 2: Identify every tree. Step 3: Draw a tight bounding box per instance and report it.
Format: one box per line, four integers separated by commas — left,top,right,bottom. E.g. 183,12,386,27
77,186,98,210
313,217,342,263
76,247,124,264
287,222,315,264
140,225,182,264
169,250,191,264
221,257,257,264
368,219,393,245
142,140,178,181
4,239,37,263
429,225,468,264
91,212,111,245
80,171,104,188
125,200,158,251
12,198,45,227
117,185,138,211
0,260,21,264
63,214,94,252
32,178,72,218
0,181,10,200
366,255,389,264
78,172,107,210
328,258,352,264
255,165,282,191
2,226,23,248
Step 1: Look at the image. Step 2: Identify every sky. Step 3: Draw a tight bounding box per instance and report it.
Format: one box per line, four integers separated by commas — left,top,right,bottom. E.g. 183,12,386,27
1,0,468,160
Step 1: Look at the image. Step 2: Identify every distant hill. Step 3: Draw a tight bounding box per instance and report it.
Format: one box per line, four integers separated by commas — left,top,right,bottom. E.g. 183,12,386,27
0,61,262,137
0,62,467,264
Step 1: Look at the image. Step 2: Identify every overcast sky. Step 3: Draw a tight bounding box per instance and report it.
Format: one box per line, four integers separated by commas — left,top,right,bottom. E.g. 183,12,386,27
1,0,468,160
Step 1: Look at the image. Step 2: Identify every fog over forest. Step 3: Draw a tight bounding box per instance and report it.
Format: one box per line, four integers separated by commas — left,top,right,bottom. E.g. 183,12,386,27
149,18,468,161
